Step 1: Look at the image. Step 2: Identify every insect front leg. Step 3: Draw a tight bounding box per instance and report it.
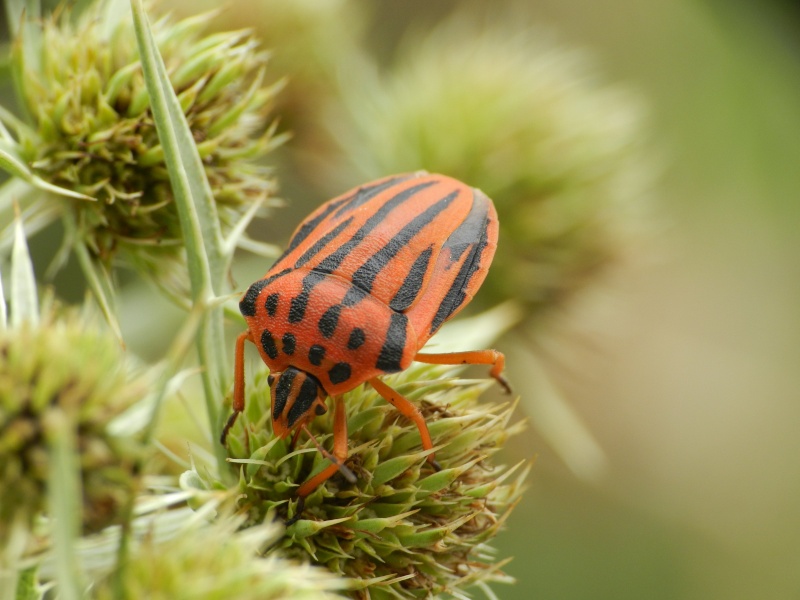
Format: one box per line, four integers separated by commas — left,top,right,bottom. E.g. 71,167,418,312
220,330,251,445
369,377,441,471
414,349,511,394
295,396,353,498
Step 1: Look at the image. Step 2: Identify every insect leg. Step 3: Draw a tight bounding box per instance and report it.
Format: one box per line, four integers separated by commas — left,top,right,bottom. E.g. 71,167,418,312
220,330,251,444
369,377,441,470
414,349,511,394
296,396,354,498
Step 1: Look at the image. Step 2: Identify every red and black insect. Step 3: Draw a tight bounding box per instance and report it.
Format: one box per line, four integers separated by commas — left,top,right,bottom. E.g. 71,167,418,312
222,172,509,499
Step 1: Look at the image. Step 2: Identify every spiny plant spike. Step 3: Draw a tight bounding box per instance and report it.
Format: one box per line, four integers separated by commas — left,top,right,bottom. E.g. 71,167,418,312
0,303,149,544
4,2,285,290
203,363,529,599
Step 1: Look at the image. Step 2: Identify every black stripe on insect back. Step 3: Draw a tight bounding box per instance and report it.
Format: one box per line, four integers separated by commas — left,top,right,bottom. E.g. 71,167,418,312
288,270,326,324
294,217,354,269
350,190,458,295
390,246,433,312
314,181,437,277
376,312,408,372
333,175,412,219
287,374,321,428
276,196,352,263
430,208,491,334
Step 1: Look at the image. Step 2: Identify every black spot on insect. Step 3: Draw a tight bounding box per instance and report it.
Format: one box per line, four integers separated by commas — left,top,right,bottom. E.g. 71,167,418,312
315,404,327,416
318,305,341,339
261,330,278,360
265,293,279,317
376,313,407,372
308,344,326,366
328,362,352,384
240,281,267,317
239,270,291,317
347,328,366,350
282,332,296,355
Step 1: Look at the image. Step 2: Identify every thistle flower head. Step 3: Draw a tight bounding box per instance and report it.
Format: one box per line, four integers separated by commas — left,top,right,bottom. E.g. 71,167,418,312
92,509,344,600
336,13,652,318
7,2,282,283
0,305,147,540
215,364,527,598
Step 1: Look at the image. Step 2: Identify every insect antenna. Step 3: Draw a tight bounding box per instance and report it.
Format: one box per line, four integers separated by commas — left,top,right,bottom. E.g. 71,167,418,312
301,424,357,483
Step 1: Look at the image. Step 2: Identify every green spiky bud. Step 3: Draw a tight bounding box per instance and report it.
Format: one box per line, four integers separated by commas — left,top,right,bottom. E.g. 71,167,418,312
0,307,147,541
7,2,283,284
215,364,528,599
335,13,652,319
92,510,344,600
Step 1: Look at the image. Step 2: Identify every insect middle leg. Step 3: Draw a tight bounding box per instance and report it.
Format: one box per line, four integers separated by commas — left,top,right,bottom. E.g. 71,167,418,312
414,349,511,393
296,395,352,498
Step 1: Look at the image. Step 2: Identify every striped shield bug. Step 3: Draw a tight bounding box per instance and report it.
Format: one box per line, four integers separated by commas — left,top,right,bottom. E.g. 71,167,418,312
222,172,510,502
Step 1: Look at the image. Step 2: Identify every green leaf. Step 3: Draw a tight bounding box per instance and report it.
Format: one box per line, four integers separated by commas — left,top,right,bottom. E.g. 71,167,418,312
371,453,425,487
0,147,95,202
72,234,124,345
131,0,229,464
14,566,42,600
47,409,84,600
10,209,37,327
130,0,224,296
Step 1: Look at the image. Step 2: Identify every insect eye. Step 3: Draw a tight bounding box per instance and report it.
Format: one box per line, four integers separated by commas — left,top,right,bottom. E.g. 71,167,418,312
267,374,275,386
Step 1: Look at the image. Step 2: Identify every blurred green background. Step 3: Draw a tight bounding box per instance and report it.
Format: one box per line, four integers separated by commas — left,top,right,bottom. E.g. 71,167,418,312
7,0,800,598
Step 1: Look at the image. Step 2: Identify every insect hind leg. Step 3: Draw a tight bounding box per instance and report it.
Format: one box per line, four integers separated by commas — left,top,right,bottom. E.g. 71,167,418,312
414,349,511,393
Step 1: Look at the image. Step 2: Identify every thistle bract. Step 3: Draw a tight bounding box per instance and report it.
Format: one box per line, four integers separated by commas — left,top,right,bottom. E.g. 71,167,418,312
6,2,283,284
92,511,344,600
0,309,147,541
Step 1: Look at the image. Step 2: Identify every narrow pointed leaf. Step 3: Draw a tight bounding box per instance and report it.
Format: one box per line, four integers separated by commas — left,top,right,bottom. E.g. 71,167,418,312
0,262,6,329
130,0,224,295
72,236,124,345
131,0,229,461
10,212,37,327
47,410,84,600
0,147,94,202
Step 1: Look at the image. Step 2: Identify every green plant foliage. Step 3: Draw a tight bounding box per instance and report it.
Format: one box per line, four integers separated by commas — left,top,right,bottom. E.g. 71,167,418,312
209,365,528,598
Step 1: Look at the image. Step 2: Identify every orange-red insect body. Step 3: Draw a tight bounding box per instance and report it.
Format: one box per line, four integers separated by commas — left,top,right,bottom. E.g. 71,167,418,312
223,172,508,498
